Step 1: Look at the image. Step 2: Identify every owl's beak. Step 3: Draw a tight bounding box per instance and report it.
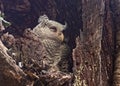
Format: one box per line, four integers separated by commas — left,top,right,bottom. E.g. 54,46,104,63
58,32,64,41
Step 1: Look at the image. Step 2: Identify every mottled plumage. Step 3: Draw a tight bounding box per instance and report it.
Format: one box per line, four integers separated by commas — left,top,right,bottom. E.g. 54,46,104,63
33,15,69,73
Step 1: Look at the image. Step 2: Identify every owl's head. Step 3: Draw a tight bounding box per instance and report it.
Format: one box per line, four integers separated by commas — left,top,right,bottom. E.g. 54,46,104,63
33,15,67,42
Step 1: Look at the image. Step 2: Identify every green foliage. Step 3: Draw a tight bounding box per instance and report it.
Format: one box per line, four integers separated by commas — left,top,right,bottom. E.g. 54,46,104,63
0,12,11,27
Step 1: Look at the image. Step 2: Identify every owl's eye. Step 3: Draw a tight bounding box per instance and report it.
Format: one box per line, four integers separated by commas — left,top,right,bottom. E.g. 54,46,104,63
49,26,57,32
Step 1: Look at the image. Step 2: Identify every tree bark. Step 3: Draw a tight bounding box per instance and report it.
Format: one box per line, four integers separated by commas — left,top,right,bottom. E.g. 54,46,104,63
0,0,116,86
111,0,120,85
73,0,114,86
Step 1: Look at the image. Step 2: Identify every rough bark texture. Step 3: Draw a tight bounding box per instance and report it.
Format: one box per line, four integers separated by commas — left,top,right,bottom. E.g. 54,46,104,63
111,0,120,86
0,0,117,86
0,20,35,86
0,1,75,86
0,27,73,86
73,0,114,86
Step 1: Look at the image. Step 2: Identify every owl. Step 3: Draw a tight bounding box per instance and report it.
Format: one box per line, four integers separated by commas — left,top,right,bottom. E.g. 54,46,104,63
33,15,69,73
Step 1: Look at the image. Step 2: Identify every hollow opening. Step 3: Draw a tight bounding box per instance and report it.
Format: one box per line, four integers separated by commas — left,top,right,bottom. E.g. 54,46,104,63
2,0,82,73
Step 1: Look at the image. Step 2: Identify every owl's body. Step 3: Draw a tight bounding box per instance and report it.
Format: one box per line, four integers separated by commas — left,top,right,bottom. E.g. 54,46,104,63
33,15,69,72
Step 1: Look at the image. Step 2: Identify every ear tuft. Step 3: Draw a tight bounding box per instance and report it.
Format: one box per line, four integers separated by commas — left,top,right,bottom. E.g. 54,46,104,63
38,14,49,23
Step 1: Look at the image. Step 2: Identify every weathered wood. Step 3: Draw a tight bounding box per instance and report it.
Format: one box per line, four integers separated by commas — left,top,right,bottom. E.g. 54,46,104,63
111,0,120,85
73,0,114,86
0,0,115,86
0,40,28,86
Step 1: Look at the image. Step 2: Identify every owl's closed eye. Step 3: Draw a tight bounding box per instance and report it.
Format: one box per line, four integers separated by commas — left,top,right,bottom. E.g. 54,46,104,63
33,15,69,73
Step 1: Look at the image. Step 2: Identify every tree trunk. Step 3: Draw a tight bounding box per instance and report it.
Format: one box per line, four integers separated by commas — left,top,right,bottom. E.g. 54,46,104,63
112,0,120,85
73,0,114,86
0,0,116,86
